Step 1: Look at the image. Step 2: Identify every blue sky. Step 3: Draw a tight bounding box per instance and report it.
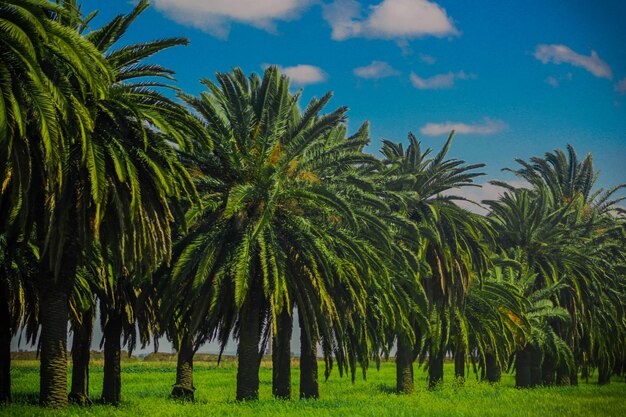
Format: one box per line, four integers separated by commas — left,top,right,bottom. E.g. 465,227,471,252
83,0,625,201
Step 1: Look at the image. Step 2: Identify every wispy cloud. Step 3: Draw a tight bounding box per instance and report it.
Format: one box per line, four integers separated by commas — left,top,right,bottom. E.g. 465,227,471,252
420,118,507,136
323,0,458,41
273,64,327,85
152,0,311,39
545,72,573,88
534,44,613,79
419,53,436,65
353,61,400,79
615,77,626,95
545,76,560,88
409,70,475,89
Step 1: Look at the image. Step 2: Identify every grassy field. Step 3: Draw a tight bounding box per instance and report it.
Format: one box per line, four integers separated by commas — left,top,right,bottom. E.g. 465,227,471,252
3,356,625,416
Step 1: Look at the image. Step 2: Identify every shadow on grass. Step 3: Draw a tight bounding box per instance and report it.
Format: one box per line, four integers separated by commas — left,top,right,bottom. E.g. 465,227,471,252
376,383,398,394
10,392,39,405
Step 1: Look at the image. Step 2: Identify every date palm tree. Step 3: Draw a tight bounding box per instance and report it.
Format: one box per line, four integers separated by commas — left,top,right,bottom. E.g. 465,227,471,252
169,67,400,401
65,0,205,406
0,0,111,406
485,186,599,386
5,0,204,407
373,132,491,391
498,145,626,385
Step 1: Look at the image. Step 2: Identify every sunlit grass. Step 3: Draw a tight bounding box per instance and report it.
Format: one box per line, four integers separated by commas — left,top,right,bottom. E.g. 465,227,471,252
4,359,625,416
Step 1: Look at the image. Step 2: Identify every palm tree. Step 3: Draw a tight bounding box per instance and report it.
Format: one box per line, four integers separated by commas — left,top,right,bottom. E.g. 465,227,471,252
286,123,415,398
498,145,626,385
66,0,206,405
0,1,110,404
485,185,601,387
169,67,397,401
3,0,203,407
373,132,490,391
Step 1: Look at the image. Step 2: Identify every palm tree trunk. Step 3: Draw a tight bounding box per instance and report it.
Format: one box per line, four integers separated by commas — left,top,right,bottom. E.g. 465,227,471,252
570,338,579,386
272,309,292,399
530,346,543,387
454,345,465,381
428,346,445,390
484,352,501,383
515,346,532,388
172,334,195,400
39,286,70,407
236,283,262,401
69,310,93,405
0,285,11,404
299,312,318,399
570,358,578,386
598,363,611,385
542,353,556,386
396,335,414,394
102,314,122,405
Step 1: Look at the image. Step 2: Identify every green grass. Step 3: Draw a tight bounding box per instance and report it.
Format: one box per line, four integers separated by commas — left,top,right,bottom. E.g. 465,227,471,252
3,359,625,416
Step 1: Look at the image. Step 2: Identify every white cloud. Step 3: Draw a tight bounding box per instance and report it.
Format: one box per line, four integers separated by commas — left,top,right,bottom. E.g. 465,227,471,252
420,117,507,136
443,180,530,215
152,0,310,38
323,0,458,41
275,64,327,85
615,77,626,94
534,44,613,79
409,70,475,89
353,61,400,79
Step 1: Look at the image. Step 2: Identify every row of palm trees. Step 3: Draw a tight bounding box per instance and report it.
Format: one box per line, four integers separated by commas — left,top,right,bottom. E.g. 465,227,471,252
1,0,624,408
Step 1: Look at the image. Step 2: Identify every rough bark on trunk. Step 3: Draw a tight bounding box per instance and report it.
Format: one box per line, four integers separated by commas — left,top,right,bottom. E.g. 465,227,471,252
0,286,11,405
69,310,93,405
299,312,319,399
172,335,195,400
598,363,611,385
454,345,465,381
515,346,532,388
396,336,414,394
236,284,262,401
272,309,292,399
102,315,122,405
484,352,501,383
39,286,70,407
542,353,556,386
428,347,444,390
530,346,543,387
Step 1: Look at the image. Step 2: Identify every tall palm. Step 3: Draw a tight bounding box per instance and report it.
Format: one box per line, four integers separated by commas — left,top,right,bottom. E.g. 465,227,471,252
485,186,597,386
0,0,112,406
11,0,204,407
61,0,206,406
498,145,625,385
0,2,109,403
169,67,396,401
373,132,490,391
